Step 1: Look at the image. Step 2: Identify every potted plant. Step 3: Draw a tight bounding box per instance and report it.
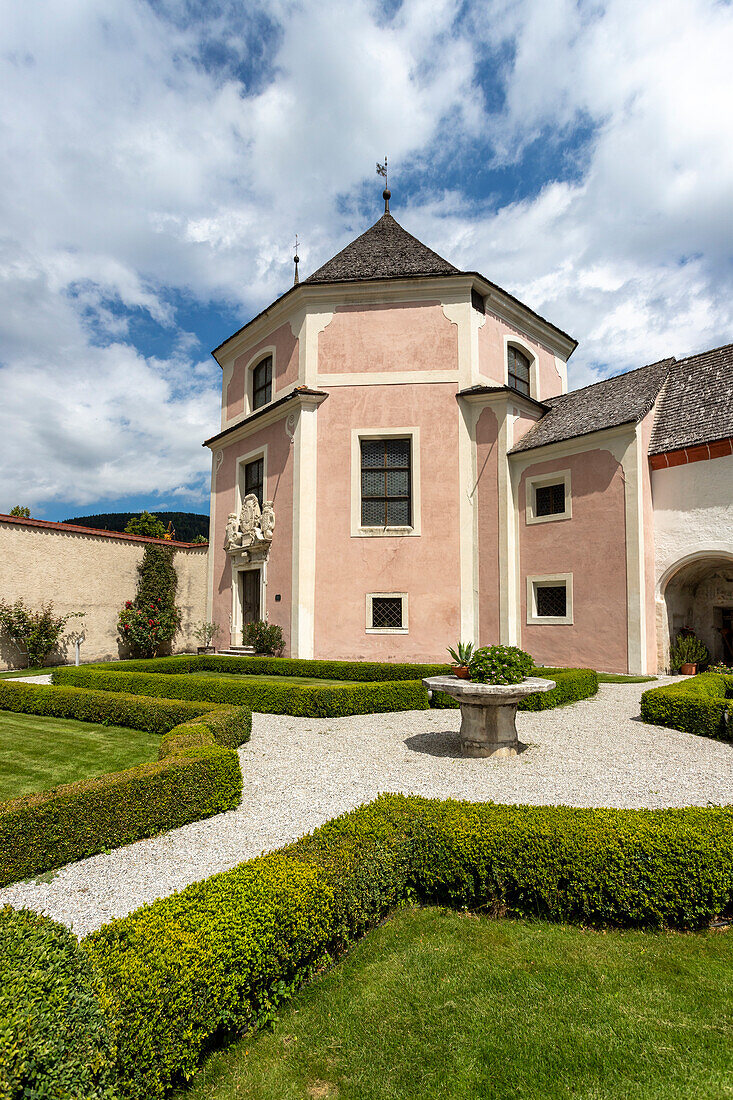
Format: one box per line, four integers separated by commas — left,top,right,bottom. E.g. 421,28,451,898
669,632,709,675
447,641,474,679
193,620,220,654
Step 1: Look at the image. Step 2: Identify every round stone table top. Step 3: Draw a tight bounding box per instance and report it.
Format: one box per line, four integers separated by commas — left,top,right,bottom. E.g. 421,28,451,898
422,675,556,705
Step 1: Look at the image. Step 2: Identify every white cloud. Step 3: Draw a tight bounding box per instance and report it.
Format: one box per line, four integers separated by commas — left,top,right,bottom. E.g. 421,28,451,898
0,0,731,511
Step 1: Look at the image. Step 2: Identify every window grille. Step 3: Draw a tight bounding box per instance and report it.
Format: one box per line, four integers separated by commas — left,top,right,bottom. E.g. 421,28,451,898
361,438,411,526
536,585,567,618
535,482,566,517
252,357,272,410
507,346,531,397
371,596,404,629
244,457,264,509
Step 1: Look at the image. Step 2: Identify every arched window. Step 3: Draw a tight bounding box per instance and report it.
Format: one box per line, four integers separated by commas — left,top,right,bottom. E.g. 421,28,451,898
252,356,272,410
507,345,531,397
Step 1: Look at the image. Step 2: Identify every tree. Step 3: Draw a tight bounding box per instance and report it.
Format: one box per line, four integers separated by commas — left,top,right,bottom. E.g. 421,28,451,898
0,598,83,668
9,506,31,518
118,545,181,657
191,534,208,544
124,511,166,539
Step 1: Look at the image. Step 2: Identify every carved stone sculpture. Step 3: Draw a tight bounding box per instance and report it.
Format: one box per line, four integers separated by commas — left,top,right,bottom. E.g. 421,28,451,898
224,512,241,551
240,493,261,539
261,501,275,540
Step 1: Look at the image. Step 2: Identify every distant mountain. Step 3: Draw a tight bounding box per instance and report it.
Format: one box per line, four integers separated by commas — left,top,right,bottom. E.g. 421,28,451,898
63,512,210,542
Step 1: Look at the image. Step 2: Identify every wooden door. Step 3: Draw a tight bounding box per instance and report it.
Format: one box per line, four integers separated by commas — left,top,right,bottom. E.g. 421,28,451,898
242,569,261,625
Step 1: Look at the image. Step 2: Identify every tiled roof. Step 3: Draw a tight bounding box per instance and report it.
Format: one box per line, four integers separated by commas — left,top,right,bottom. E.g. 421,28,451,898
510,358,674,454
0,514,204,548
305,212,459,283
648,342,733,454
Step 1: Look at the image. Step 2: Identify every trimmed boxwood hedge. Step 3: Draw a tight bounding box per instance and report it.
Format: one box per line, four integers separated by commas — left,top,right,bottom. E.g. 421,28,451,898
83,654,451,681
53,666,430,717
0,906,118,1100
0,683,250,886
641,672,733,740
82,793,733,1100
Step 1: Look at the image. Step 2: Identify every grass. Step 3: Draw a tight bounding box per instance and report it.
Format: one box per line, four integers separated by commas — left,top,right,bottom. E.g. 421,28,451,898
596,673,657,683
0,666,54,679
176,908,733,1100
188,672,362,687
0,711,160,800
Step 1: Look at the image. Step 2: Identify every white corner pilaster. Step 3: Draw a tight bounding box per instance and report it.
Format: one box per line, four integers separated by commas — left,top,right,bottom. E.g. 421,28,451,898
290,400,320,658
498,405,520,645
618,428,648,674
457,400,479,642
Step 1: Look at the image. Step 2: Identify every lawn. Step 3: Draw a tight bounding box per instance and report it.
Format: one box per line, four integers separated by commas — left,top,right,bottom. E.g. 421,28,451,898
176,908,733,1100
0,711,161,800
596,673,657,683
188,671,362,687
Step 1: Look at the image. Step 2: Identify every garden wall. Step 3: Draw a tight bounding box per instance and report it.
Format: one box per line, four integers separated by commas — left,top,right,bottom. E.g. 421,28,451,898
0,514,208,669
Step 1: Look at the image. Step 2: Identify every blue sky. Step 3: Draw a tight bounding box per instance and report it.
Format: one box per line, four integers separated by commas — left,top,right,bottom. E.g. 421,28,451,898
1,0,731,522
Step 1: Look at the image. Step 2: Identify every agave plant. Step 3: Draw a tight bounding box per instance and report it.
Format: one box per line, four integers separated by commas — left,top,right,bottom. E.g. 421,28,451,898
447,640,474,666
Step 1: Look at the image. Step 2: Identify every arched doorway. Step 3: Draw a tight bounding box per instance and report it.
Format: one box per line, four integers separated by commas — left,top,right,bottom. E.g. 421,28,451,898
658,553,733,670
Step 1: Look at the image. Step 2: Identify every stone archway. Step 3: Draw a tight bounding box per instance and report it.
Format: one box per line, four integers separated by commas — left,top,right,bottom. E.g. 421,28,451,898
657,552,733,670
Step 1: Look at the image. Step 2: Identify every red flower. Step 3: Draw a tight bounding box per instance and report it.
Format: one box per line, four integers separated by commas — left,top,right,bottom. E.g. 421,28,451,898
148,619,153,626
124,624,129,631
125,601,132,609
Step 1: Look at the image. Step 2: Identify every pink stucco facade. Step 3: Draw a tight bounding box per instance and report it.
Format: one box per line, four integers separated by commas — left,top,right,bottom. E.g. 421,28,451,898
207,265,658,673
517,449,629,673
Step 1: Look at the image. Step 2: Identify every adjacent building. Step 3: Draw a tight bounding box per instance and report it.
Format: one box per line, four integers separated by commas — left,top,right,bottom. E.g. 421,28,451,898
205,199,733,674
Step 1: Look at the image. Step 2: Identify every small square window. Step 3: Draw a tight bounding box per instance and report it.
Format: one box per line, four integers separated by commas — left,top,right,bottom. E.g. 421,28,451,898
536,585,566,618
372,597,403,629
535,482,565,517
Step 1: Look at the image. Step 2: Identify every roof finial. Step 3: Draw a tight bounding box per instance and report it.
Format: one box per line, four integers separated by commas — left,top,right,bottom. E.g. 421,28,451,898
293,234,300,286
376,155,390,213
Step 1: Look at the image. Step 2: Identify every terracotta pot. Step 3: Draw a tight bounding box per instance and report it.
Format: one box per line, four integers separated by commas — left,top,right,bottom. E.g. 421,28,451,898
451,664,470,679
680,662,697,675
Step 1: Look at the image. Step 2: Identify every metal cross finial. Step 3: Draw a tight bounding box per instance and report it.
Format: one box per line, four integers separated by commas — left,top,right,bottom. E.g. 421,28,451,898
377,155,391,212
293,234,300,286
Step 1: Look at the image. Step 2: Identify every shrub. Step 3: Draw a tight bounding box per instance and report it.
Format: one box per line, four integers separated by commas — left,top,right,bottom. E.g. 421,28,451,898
669,632,709,672
243,619,285,656
124,511,166,538
640,672,732,740
118,545,181,658
83,653,452,682
84,794,733,1099
0,597,84,668
0,906,118,1100
467,645,534,684
0,684,249,885
53,666,430,718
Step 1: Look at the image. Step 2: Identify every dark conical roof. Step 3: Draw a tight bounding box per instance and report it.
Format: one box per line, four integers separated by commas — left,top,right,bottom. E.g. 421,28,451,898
305,212,459,284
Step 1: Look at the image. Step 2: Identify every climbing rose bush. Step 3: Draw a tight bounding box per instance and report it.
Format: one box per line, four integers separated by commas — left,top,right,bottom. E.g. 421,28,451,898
117,600,168,658
467,645,534,685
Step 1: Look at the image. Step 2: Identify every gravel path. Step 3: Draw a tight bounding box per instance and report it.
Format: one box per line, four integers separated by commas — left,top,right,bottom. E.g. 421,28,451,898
2,679,731,937
4,673,53,683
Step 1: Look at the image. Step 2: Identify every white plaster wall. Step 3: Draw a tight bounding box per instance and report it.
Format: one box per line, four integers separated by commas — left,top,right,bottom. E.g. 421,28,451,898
653,454,733,587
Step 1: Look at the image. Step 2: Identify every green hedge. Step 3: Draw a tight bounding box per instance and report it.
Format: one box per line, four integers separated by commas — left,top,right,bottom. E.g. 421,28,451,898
83,654,451,681
83,794,733,1100
0,906,118,1100
641,672,733,739
429,666,598,710
53,666,430,717
0,685,250,886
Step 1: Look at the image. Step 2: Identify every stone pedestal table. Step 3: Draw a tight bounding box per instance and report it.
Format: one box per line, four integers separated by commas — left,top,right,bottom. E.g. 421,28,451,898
422,675,556,759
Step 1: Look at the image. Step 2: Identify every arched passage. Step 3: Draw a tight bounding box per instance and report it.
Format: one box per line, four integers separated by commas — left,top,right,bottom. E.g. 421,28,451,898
658,552,733,670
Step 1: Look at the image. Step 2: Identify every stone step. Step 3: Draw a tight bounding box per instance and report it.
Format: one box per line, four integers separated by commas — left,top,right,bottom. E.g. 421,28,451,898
218,646,256,656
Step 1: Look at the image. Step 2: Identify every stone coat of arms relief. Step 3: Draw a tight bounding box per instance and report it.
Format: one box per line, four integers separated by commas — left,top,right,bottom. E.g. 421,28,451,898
224,494,275,563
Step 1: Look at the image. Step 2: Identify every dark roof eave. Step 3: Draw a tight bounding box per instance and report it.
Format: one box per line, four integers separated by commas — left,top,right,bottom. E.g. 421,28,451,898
457,385,550,413
202,387,328,448
509,418,638,455
211,271,577,362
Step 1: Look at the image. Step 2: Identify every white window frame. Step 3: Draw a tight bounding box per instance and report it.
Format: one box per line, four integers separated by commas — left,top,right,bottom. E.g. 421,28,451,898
366,592,409,634
527,573,574,625
351,427,421,538
504,335,539,400
525,469,572,525
245,346,276,415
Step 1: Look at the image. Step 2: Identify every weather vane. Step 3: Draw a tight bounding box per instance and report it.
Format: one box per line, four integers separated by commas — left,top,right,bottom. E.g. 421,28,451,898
377,155,391,212
293,233,300,286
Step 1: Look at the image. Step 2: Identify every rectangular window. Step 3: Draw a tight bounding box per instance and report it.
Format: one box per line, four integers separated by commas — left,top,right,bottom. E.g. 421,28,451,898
252,357,272,410
244,457,264,509
360,438,411,527
366,592,409,633
535,482,566,517
527,573,573,625
471,288,485,314
535,585,566,618
507,345,531,397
